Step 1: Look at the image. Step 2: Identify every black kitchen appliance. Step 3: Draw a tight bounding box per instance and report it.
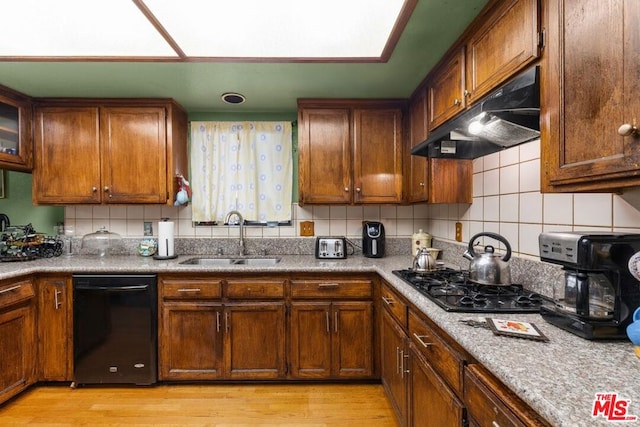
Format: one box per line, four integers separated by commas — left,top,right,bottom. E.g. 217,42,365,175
363,221,385,258
538,232,640,340
73,274,157,386
393,268,544,313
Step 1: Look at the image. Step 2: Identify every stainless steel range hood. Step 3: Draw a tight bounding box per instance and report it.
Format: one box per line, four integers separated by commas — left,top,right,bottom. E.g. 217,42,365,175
411,66,540,159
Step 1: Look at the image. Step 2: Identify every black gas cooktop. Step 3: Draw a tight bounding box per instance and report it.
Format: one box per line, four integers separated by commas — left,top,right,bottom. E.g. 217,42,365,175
392,268,544,313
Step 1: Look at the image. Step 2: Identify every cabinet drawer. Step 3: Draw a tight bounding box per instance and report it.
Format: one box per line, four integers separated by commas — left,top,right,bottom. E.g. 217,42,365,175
0,279,35,309
380,283,407,328
162,279,222,300
291,279,372,299
225,280,285,299
408,309,465,395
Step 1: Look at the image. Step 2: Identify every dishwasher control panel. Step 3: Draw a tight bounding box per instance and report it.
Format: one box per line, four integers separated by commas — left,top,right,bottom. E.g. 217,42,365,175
315,236,347,259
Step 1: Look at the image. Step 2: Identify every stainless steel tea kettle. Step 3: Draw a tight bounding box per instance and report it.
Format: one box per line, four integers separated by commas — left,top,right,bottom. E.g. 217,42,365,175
413,247,437,273
463,232,512,285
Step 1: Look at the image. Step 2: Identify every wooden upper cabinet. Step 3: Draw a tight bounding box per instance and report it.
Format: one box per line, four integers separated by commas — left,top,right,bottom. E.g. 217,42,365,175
406,87,429,203
0,85,32,172
353,108,403,204
542,0,640,192
428,48,466,131
465,0,540,104
33,99,187,205
298,108,351,204
298,100,404,205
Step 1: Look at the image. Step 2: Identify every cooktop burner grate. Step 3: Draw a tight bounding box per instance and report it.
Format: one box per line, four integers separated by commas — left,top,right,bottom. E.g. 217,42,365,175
392,268,544,313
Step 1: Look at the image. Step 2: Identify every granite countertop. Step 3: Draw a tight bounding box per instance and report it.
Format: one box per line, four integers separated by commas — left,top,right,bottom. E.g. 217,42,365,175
2,254,639,426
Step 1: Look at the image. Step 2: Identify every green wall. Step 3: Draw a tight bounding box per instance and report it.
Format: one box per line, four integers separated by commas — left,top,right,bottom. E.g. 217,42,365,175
0,170,63,234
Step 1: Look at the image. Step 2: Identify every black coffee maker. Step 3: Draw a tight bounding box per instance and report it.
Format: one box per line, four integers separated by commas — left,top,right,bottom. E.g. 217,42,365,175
363,221,385,258
539,232,640,339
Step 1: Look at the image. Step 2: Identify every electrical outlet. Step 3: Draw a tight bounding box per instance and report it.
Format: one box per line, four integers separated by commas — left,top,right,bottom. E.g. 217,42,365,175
455,222,462,242
300,221,315,236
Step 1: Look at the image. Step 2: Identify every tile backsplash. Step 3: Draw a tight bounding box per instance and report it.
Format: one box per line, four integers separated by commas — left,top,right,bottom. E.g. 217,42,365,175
64,139,640,261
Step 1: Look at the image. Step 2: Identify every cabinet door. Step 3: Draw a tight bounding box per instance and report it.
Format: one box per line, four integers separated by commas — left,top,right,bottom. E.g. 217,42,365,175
465,0,539,103
298,108,351,204
543,0,640,192
406,88,429,203
428,158,472,204
0,304,35,404
100,107,167,203
290,302,332,378
410,345,465,427
381,309,408,426
38,276,72,381
0,85,32,172
353,108,403,204
225,302,286,379
159,302,223,380
33,106,101,204
331,301,373,378
428,48,466,131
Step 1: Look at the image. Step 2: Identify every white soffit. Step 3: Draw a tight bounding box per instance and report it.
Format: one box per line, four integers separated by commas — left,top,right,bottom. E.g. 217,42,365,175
0,0,178,57
0,0,408,60
143,0,407,58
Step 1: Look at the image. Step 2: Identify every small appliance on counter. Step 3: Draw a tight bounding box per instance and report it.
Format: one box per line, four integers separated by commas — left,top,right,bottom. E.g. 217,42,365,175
315,236,347,259
155,218,177,260
363,221,385,258
539,232,640,340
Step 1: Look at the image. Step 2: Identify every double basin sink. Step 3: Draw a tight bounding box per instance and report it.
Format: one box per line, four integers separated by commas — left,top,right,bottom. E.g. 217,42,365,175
180,257,281,266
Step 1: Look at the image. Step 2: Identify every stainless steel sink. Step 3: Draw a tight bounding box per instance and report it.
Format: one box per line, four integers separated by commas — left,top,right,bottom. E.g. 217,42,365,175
179,257,281,266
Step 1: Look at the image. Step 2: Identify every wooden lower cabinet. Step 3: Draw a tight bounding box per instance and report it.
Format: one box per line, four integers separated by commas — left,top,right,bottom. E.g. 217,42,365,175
37,275,73,381
409,344,465,427
225,302,286,379
380,308,409,425
290,301,373,379
160,302,224,380
0,278,36,405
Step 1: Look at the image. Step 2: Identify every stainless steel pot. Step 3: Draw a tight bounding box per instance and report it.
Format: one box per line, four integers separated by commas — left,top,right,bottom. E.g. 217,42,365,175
463,232,512,285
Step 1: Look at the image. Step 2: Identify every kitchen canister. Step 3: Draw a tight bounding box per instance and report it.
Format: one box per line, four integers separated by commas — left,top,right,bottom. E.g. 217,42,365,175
411,229,432,255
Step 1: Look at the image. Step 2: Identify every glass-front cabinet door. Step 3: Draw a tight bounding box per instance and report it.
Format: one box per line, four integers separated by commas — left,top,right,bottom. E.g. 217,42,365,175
0,85,32,171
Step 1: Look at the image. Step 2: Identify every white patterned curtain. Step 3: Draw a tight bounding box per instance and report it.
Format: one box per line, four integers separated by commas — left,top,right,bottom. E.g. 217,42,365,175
190,121,293,223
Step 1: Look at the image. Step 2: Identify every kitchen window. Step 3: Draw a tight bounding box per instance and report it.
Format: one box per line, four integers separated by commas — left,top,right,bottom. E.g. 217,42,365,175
190,121,293,224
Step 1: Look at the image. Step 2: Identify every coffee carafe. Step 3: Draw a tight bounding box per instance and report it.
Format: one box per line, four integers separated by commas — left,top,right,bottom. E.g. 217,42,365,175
539,232,640,339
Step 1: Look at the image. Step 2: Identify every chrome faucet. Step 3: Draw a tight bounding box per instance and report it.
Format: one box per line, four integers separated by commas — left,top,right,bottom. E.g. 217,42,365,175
225,210,245,256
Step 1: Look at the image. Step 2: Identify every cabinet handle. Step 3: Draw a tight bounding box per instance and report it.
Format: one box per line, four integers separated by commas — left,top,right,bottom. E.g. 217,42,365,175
216,311,221,333
225,312,230,333
54,289,62,309
326,311,330,333
419,182,425,187
453,98,461,106
344,187,349,192
0,284,21,294
382,296,394,305
318,283,339,288
177,288,201,293
464,89,471,97
399,350,410,378
334,311,339,333
492,422,501,427
396,347,401,375
92,186,98,192
103,186,110,192
618,123,639,137
413,333,433,348
355,187,361,193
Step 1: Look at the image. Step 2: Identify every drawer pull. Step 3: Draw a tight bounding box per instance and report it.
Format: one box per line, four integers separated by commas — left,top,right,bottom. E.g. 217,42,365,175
413,333,433,348
382,296,394,305
318,283,340,288
177,288,202,293
0,284,21,295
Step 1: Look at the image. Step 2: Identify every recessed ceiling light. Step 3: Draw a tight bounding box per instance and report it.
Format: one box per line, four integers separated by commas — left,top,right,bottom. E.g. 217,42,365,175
221,93,246,105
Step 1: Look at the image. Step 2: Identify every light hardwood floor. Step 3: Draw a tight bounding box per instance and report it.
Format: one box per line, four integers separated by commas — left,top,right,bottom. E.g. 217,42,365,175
0,383,398,426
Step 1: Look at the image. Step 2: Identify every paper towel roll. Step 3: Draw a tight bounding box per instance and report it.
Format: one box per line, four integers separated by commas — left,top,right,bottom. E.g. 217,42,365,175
157,221,175,257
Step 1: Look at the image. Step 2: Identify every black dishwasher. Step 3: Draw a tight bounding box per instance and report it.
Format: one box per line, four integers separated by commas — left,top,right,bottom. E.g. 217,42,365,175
73,274,157,386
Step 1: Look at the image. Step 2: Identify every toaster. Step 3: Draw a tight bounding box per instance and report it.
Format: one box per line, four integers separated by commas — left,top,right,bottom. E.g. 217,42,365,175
315,236,347,259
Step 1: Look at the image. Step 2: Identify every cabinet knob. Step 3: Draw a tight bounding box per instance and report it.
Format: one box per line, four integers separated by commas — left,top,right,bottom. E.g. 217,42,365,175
92,186,98,192
618,123,639,137
355,187,361,193
103,186,110,192
344,187,349,192
464,89,471,97
419,182,425,187
453,98,462,106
